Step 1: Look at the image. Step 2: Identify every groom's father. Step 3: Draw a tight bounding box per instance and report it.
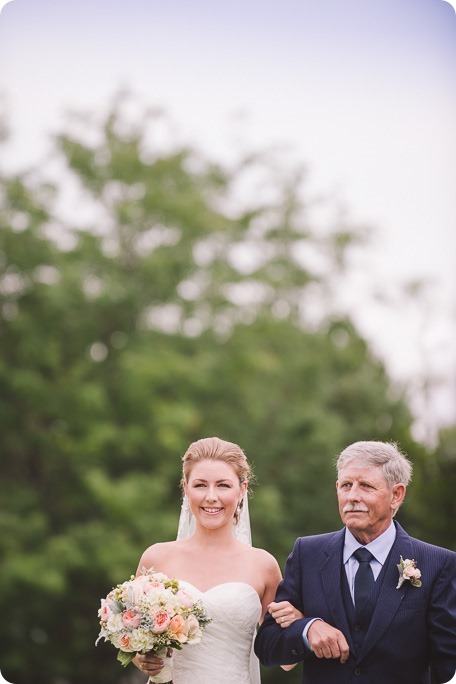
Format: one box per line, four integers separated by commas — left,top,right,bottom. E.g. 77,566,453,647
255,441,456,684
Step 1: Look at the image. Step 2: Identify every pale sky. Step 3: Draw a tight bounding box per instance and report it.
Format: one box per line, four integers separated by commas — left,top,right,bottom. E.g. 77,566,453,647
0,0,455,443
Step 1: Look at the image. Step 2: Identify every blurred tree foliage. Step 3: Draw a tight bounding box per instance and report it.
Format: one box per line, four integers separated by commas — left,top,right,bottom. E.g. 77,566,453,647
0,96,453,684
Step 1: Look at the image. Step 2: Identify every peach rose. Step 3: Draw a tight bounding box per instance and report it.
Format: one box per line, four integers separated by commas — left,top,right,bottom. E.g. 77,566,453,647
119,633,132,650
169,615,188,643
186,615,201,640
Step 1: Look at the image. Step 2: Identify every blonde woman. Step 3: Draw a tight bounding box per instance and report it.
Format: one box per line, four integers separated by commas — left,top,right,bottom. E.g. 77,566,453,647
134,436,300,683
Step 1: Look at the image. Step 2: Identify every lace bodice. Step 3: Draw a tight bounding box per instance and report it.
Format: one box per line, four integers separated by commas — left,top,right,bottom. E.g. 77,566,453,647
171,581,262,684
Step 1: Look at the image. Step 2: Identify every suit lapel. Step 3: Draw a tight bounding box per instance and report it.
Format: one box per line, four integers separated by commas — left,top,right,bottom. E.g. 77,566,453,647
319,529,356,652
358,522,414,660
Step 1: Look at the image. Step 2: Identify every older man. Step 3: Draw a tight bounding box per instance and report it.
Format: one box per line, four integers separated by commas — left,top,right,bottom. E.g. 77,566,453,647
255,440,456,684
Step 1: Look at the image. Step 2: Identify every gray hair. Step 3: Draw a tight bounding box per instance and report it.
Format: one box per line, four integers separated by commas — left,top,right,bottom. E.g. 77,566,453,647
336,440,412,488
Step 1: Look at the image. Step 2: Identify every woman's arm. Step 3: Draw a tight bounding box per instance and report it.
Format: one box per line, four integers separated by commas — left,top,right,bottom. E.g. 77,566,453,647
258,552,303,672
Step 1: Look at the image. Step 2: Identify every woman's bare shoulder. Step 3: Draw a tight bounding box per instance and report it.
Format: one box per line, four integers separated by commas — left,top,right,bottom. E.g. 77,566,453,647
250,545,280,564
246,546,282,602
245,545,281,575
137,540,180,572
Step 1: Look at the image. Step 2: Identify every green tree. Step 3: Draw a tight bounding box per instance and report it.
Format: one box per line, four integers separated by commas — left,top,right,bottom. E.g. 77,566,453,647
0,97,437,684
403,426,456,551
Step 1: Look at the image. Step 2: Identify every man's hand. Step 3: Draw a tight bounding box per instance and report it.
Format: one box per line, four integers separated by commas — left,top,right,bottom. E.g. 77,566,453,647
307,620,350,664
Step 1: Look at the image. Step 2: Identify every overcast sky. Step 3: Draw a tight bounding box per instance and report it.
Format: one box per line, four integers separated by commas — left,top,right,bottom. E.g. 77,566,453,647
0,0,455,443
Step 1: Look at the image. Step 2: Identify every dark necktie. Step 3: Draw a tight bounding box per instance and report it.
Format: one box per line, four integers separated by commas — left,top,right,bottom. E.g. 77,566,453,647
353,547,375,627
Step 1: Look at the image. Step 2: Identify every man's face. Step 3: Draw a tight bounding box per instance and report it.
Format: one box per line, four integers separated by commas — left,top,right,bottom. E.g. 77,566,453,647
336,461,405,544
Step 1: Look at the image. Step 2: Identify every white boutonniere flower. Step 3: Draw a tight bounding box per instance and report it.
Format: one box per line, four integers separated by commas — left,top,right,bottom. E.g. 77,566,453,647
396,555,422,589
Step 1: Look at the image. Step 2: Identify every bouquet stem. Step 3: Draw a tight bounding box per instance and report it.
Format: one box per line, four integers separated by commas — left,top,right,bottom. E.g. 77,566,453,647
147,647,173,684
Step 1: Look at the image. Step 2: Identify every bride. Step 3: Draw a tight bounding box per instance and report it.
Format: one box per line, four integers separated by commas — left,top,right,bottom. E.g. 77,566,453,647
133,436,300,683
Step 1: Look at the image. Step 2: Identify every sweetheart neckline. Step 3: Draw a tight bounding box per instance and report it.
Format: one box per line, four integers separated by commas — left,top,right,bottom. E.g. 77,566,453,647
180,579,260,600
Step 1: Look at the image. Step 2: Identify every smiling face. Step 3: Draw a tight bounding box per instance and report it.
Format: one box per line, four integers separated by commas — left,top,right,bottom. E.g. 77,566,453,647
184,459,247,532
336,461,406,544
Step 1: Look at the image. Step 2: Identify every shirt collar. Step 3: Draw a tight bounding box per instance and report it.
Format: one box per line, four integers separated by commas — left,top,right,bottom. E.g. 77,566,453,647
343,520,396,565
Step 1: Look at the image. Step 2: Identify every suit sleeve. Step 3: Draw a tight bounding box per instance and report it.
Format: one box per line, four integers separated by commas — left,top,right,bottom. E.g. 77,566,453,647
427,550,456,684
254,538,316,667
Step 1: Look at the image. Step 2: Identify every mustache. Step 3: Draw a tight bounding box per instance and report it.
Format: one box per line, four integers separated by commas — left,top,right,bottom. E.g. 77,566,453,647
343,505,369,513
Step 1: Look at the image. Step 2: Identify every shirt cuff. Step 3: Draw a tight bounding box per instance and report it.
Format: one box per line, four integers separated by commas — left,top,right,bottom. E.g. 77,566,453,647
302,618,323,650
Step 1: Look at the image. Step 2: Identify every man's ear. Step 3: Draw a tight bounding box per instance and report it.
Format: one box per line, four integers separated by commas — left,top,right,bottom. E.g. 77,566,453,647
391,483,406,510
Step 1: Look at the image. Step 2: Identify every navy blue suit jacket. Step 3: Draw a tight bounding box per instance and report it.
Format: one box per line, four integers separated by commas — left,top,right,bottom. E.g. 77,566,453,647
255,522,456,683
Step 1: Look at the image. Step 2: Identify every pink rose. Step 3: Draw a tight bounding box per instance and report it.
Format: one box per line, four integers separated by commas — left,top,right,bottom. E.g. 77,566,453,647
152,611,170,633
129,577,152,602
176,589,196,609
122,609,142,629
403,565,421,581
99,599,111,622
138,576,156,591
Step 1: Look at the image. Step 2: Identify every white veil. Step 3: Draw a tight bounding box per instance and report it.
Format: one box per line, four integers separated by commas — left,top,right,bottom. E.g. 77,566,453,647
176,491,252,546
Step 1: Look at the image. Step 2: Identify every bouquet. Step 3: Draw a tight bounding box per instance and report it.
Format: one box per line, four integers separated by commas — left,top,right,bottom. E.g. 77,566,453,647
96,567,211,683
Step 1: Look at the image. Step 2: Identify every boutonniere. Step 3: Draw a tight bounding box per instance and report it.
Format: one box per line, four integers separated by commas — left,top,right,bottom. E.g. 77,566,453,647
396,555,422,589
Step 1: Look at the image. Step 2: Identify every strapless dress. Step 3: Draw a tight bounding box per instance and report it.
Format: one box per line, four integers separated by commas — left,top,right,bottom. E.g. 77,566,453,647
171,581,262,684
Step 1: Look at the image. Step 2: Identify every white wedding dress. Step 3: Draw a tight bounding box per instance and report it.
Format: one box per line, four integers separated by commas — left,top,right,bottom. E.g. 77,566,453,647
171,581,262,684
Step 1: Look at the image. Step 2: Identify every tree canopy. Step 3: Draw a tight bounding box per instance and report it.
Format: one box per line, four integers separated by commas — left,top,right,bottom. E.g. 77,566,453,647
0,97,453,684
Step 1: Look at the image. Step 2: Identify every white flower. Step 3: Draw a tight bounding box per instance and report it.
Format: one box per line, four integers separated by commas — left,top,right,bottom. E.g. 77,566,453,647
129,628,155,652
396,556,422,589
106,613,124,633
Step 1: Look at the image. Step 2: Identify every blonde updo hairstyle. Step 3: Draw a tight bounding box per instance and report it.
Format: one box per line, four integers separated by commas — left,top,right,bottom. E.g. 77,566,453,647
181,436,253,524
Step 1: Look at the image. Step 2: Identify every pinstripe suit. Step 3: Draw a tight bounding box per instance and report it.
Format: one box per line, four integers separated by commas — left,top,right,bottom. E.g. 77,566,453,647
254,522,456,683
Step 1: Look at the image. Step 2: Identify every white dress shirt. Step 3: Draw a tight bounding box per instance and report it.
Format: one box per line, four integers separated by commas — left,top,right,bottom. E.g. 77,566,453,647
343,521,396,603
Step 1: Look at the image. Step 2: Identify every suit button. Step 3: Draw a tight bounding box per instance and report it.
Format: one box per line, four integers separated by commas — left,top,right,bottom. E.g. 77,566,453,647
354,668,361,676
354,624,361,632
291,649,298,655
354,643,359,650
